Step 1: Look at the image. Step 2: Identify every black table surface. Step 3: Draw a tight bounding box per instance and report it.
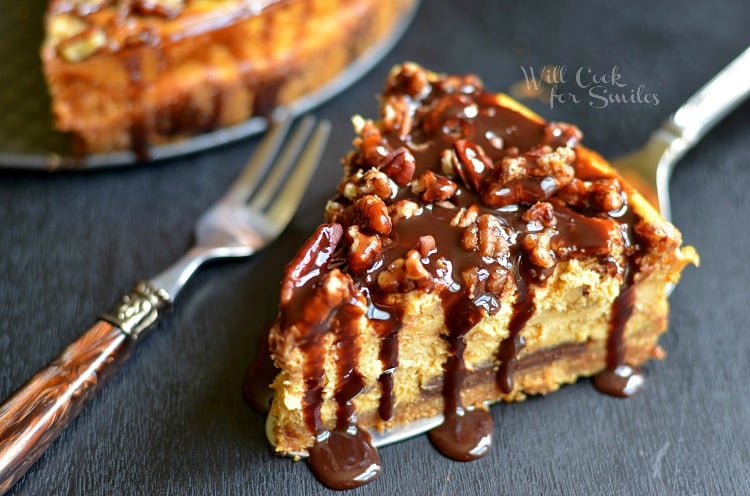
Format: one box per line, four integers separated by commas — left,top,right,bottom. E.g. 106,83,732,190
2,1,749,494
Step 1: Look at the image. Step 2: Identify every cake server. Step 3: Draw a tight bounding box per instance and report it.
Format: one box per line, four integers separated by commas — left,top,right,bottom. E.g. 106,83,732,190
611,45,750,221
0,114,330,495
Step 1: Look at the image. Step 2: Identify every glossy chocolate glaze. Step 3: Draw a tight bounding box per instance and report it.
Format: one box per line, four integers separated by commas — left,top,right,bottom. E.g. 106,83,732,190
306,427,382,490
370,296,401,421
428,408,493,461
257,65,660,488
242,326,277,414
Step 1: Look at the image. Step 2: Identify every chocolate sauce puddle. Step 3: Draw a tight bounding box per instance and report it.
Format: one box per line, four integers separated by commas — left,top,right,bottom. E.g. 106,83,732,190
307,427,382,490
428,408,493,461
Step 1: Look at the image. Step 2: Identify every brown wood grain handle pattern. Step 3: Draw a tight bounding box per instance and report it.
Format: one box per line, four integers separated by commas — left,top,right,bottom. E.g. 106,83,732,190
0,321,133,495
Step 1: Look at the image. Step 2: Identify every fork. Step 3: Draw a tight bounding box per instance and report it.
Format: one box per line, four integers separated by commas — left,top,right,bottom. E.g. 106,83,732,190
0,114,330,495
611,46,750,221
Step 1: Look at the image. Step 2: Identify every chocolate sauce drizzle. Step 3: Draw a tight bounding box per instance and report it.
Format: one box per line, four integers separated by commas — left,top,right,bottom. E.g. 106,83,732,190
593,245,646,397
242,326,277,414
369,297,401,421
248,65,661,488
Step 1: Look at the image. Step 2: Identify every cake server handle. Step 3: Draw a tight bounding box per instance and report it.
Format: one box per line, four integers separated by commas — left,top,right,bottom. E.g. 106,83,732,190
666,45,750,150
654,45,750,190
0,282,169,495
615,45,750,220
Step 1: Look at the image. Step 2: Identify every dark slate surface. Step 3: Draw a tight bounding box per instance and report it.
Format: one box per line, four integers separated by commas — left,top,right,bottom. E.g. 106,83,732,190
1,1,749,494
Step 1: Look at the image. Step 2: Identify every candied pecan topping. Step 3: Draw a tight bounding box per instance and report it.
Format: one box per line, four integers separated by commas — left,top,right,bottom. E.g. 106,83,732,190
461,267,483,299
351,195,392,235
590,178,625,212
280,224,342,308
482,146,576,208
423,93,475,138
382,95,414,139
416,235,437,257
345,226,383,274
485,266,509,294
450,205,479,228
558,177,625,213
522,201,557,227
452,140,494,192
634,219,681,255
342,169,396,201
412,171,458,202
476,215,511,258
291,64,656,321
404,249,432,282
377,259,412,293
388,200,421,223
359,121,391,167
379,147,416,186
386,62,431,99
460,214,511,259
300,270,352,326
522,232,556,269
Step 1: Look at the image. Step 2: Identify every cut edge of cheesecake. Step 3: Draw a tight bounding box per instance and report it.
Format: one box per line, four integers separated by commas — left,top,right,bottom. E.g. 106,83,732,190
255,63,698,473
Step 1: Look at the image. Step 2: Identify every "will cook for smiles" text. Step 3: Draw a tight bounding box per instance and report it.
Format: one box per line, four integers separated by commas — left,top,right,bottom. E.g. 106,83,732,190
519,65,660,109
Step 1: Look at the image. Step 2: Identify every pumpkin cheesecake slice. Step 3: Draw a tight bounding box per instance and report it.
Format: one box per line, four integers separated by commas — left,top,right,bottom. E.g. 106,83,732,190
250,63,698,489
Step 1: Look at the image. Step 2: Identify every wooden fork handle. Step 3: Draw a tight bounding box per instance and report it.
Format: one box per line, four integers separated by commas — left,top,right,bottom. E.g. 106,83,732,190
0,282,170,495
0,321,132,494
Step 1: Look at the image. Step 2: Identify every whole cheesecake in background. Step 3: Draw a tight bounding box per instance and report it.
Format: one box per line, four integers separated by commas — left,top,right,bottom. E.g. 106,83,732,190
41,0,415,157
249,63,698,489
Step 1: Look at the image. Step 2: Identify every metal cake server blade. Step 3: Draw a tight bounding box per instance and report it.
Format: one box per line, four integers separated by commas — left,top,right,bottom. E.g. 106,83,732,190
611,45,750,222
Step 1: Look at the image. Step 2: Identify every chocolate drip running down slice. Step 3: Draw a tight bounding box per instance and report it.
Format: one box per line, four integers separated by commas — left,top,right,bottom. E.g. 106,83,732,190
252,63,695,490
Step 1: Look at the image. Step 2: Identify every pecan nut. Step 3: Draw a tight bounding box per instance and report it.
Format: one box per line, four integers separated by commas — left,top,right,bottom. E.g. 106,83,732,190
482,146,576,208
453,139,494,192
522,232,556,269
558,177,624,212
450,205,479,228
342,169,396,201
345,226,383,274
461,214,511,259
388,200,422,223
351,195,392,235
412,171,458,202
380,147,416,186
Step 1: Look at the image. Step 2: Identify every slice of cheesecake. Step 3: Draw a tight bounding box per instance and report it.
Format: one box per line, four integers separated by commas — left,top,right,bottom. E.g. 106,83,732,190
251,63,697,489
41,0,415,157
